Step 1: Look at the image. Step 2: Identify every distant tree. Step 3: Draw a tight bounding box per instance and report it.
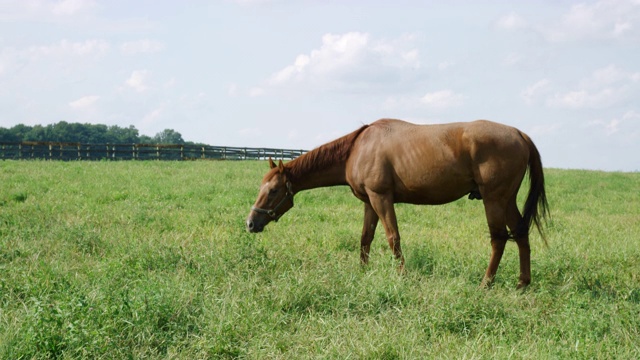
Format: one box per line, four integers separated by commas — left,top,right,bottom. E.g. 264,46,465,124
9,124,33,141
88,124,109,143
153,129,185,144
107,125,139,143
0,127,20,142
0,122,192,145
138,135,153,144
21,125,49,141
52,121,72,142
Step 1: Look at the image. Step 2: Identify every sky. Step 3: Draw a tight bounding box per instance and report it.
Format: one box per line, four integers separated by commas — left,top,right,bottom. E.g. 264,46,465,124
0,0,639,171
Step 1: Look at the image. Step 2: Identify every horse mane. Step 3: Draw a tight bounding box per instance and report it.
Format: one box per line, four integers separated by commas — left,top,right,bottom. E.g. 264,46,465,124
285,124,369,181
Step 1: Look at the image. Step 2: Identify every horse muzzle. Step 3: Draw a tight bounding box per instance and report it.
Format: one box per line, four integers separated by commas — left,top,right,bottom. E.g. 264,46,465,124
246,213,267,233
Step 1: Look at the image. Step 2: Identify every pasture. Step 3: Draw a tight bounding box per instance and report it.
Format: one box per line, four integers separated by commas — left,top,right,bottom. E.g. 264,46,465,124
0,160,639,359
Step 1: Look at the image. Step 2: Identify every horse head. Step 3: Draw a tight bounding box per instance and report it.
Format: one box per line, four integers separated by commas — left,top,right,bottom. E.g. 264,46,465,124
246,158,294,233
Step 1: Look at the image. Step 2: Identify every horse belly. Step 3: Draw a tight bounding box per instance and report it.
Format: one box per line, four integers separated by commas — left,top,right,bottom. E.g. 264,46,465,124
392,160,475,205
394,176,473,205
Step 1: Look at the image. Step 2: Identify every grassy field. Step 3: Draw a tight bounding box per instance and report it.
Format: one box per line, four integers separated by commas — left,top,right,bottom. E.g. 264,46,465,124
0,160,639,359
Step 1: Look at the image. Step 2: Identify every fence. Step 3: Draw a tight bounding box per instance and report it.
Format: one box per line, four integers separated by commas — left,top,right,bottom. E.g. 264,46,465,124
0,142,307,161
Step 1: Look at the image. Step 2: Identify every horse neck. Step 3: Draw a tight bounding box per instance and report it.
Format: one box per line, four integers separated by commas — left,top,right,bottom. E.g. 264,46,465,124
285,124,367,193
286,156,348,193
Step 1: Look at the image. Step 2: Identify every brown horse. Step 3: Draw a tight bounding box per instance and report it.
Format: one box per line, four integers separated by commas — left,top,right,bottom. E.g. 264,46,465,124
246,119,549,288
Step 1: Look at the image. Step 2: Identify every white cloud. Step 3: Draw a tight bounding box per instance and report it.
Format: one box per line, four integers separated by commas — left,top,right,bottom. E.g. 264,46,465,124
549,88,623,109
380,95,416,111
623,110,640,121
69,95,99,109
589,118,621,135
163,77,176,90
126,70,150,92
249,87,265,97
522,79,551,105
266,32,421,92
28,39,109,58
587,111,640,140
548,64,639,109
0,39,108,78
382,89,467,111
269,32,370,85
495,12,528,30
541,0,640,42
227,83,239,97
371,33,421,69
502,52,523,67
0,0,96,20
420,90,465,109
529,122,562,137
52,0,96,16
588,64,637,86
227,83,265,98
549,90,589,108
142,107,163,128
121,39,165,55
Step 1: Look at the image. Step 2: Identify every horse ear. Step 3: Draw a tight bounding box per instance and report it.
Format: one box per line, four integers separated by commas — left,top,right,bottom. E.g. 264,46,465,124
269,157,276,169
278,160,285,174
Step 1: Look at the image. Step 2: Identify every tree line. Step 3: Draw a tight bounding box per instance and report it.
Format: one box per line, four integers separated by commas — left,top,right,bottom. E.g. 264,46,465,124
0,122,192,145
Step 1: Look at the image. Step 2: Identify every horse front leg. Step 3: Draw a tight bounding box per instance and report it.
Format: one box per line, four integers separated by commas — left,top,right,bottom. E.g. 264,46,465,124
360,202,379,265
366,191,404,271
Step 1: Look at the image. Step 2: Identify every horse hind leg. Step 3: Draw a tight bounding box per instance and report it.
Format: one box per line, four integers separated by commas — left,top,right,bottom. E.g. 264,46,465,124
480,199,510,288
506,199,531,289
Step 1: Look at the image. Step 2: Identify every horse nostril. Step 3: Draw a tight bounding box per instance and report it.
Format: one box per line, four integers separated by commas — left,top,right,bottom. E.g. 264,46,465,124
247,220,255,232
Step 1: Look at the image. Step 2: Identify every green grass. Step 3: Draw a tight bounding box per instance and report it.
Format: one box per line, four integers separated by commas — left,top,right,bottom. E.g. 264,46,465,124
1,161,639,359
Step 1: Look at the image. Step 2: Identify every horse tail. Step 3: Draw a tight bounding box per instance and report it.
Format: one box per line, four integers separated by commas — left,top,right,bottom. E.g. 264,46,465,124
519,131,550,244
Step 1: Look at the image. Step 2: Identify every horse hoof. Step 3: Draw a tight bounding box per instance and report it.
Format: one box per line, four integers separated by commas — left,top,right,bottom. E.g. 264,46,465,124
479,278,493,289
